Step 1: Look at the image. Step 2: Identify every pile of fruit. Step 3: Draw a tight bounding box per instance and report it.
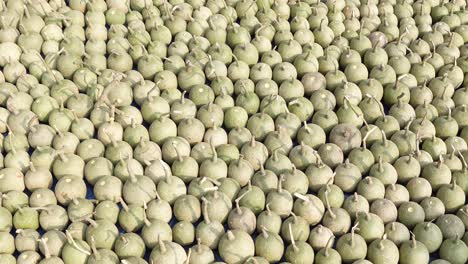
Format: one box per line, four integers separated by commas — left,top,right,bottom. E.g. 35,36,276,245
0,0,467,263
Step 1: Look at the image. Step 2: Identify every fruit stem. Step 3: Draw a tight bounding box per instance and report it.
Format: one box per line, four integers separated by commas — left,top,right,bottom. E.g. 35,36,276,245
126,157,138,184
271,149,279,162
185,248,191,264
203,177,221,186
291,211,298,223
210,139,217,162
324,235,334,257
234,190,250,214
204,186,219,193
142,201,151,226
81,210,98,225
299,141,308,156
40,238,51,259
138,137,147,149
72,198,80,207
238,154,244,166
437,154,444,168
227,230,235,241
353,192,359,202
303,121,312,134
164,164,173,184
378,234,387,250
406,153,414,164
158,236,167,253
265,203,272,216
457,149,467,170
350,222,359,247
316,225,323,233
65,230,91,255
364,211,371,221
261,225,269,238
313,150,324,166
57,150,68,163
344,96,363,118
362,126,377,149
28,116,39,133
171,141,184,162
459,207,468,217
358,19,365,38
29,161,36,172
119,197,129,212
380,129,388,147
289,223,298,252
246,257,258,264
103,129,117,148
89,236,100,258
410,231,417,248
378,156,384,172
294,193,309,203
196,238,203,254
180,90,186,104
372,96,386,117
258,158,265,175
404,118,413,136
201,197,211,224
452,178,457,190
278,174,284,193
324,190,336,219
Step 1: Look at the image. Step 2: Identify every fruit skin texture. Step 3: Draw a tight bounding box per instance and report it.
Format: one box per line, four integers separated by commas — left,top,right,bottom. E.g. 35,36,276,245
336,230,367,262
218,230,255,264
439,237,468,264
284,240,315,264
366,236,399,264
412,222,443,253
254,229,284,262
3,0,468,262
398,238,430,264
